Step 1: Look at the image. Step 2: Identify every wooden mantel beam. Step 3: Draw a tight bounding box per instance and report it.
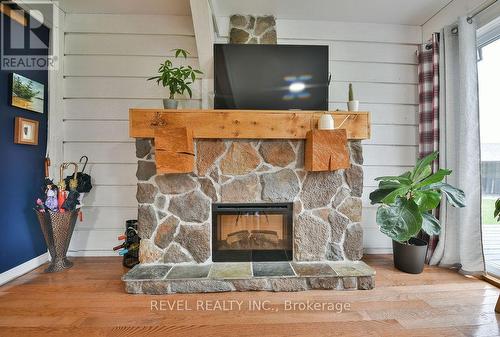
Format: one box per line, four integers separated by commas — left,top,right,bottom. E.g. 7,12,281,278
129,109,371,140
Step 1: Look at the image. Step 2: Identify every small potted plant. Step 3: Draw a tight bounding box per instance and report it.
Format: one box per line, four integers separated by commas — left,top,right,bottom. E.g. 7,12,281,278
147,48,203,109
347,83,359,111
369,152,466,274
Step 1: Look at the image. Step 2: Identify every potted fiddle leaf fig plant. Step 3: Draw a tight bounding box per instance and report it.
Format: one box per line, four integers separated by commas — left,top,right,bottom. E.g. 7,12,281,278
147,48,203,109
369,152,466,274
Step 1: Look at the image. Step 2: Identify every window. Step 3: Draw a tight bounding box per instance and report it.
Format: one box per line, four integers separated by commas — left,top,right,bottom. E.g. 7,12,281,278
478,32,500,277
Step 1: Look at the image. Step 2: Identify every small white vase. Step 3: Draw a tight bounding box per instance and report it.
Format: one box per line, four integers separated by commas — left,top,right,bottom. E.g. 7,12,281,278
318,113,335,130
347,100,359,111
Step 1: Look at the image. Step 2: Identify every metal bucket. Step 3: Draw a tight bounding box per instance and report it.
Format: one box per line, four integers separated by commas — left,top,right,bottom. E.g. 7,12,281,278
35,210,79,273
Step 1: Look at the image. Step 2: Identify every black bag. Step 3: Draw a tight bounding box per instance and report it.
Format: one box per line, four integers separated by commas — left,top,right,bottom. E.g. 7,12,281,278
65,156,92,193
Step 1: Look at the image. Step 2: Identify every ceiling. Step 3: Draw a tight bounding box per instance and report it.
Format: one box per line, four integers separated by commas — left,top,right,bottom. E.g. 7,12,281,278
211,0,454,26
47,0,456,26
56,0,191,15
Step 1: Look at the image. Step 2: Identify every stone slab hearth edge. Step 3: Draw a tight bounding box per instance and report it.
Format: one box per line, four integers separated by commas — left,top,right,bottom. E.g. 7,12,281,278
123,261,375,294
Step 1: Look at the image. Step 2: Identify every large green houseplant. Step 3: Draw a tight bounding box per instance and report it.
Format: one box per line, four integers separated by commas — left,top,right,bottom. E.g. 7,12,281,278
147,48,203,109
369,152,466,273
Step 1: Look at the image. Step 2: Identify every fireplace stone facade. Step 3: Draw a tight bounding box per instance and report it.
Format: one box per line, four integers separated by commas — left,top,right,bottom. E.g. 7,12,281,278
135,139,364,265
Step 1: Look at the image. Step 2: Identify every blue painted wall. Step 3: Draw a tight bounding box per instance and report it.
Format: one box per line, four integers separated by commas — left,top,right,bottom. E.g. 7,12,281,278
0,12,49,273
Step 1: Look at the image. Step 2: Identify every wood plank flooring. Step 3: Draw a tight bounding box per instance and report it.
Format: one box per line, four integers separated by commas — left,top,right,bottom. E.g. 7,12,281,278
0,255,498,337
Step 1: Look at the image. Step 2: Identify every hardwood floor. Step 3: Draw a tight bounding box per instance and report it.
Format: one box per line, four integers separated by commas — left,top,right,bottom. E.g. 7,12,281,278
0,255,498,337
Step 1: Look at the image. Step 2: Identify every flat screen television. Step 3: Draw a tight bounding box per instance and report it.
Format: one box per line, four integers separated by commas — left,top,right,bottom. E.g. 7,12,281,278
214,44,329,111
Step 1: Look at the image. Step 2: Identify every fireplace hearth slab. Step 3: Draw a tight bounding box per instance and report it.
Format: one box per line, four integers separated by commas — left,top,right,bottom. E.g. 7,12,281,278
329,261,374,276
123,261,375,294
166,265,210,279
122,265,172,281
291,263,336,277
253,262,295,277
209,263,252,279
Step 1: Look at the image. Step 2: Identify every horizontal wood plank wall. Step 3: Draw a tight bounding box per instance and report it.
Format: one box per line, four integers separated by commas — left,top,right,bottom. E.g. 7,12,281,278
215,17,420,253
285,20,420,253
63,13,200,255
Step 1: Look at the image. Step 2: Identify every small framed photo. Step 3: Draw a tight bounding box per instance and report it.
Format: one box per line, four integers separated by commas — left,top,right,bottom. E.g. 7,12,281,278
11,73,45,114
14,117,39,145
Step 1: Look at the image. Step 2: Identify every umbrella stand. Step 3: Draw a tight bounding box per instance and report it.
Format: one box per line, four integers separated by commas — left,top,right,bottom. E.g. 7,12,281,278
35,209,79,273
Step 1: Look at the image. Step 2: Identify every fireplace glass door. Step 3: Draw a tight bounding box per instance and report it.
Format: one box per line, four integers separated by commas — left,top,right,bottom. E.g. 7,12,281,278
212,203,293,262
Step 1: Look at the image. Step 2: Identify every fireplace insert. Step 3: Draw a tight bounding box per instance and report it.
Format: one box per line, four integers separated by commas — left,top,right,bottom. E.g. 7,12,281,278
212,203,293,262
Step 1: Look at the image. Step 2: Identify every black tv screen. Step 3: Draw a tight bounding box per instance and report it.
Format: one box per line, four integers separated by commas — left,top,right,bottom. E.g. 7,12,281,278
214,44,329,110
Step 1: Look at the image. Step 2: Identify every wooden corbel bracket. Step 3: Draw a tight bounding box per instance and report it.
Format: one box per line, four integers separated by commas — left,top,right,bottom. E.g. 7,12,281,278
154,127,194,174
305,129,350,172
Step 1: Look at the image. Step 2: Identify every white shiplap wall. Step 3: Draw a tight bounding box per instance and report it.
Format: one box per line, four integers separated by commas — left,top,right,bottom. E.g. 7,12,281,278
281,20,420,253
65,12,420,255
215,18,420,253
63,14,200,255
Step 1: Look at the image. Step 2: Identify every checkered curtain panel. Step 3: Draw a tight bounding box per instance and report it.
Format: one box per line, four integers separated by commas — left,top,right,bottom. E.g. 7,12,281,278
417,33,440,262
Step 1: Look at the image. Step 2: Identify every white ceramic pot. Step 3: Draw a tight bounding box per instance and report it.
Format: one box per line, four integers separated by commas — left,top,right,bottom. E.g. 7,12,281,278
318,113,335,130
347,100,359,111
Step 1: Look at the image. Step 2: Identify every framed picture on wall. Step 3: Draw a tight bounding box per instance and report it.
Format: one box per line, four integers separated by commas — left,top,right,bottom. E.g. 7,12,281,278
14,117,39,145
10,73,45,114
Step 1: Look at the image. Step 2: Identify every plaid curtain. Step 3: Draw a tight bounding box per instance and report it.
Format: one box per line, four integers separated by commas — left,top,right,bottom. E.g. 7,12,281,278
417,33,440,262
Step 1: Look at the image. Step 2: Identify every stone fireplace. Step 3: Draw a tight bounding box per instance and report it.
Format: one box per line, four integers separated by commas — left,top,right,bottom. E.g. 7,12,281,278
135,139,364,265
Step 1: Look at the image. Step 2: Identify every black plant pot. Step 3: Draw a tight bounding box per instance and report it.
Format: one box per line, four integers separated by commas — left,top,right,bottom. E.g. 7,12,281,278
392,238,428,274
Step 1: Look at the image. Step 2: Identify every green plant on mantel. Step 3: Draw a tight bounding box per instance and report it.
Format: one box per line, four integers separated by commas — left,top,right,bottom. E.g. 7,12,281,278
495,198,500,221
348,83,354,101
147,48,203,99
369,152,466,243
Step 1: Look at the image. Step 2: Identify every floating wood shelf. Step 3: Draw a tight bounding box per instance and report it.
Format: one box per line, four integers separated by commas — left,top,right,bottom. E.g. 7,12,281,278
129,109,371,173
129,109,370,140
